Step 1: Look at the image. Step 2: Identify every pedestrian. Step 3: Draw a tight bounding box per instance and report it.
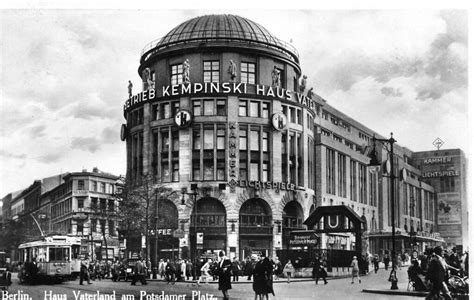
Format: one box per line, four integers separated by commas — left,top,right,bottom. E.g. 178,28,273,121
131,257,147,285
79,256,92,285
180,260,187,281
253,256,274,300
232,257,241,282
165,259,176,284
197,259,212,285
426,246,451,299
273,256,282,280
383,253,390,270
373,254,379,273
217,251,232,300
312,257,328,284
282,260,294,283
158,259,165,279
350,256,361,284
186,260,193,280
245,256,255,280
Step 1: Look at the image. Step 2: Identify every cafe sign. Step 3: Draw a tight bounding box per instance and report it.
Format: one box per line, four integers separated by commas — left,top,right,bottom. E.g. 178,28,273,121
289,231,319,246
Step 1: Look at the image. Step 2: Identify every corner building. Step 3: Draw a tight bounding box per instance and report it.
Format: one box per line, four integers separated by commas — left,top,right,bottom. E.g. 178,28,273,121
123,15,319,260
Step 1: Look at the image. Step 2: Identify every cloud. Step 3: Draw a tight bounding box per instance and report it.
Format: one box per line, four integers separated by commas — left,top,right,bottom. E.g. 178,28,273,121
71,137,101,153
36,152,65,164
380,87,403,97
0,150,27,160
101,126,119,144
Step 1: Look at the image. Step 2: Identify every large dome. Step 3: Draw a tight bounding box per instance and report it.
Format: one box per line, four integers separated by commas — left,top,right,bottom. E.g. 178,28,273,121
140,14,299,65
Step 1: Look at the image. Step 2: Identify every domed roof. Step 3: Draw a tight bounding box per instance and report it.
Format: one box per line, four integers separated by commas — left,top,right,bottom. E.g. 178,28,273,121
141,14,298,64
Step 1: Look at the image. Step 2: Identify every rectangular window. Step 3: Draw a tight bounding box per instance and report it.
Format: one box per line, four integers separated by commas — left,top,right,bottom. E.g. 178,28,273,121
239,100,248,116
262,162,269,182
239,129,247,150
91,219,97,233
350,160,357,201
203,159,214,180
250,163,259,181
203,99,214,115
193,100,201,116
241,62,256,84
250,130,259,151
171,64,183,85
172,162,179,182
217,99,226,116
250,101,259,117
108,221,115,236
326,149,336,195
100,183,106,193
337,153,347,197
91,181,97,192
77,198,84,209
262,102,269,119
108,199,114,212
193,128,201,150
262,131,269,152
160,102,171,119
217,128,225,149
203,61,220,83
203,129,214,149
78,180,84,190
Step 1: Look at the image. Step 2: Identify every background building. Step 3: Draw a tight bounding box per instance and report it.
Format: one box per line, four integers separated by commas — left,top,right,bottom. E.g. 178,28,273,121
411,149,468,250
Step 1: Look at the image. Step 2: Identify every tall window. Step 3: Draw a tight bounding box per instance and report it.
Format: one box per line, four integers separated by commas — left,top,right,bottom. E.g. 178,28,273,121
326,149,336,195
369,172,377,206
192,124,227,181
308,137,315,189
203,61,220,83
131,132,144,184
359,164,367,204
350,160,357,201
78,180,85,190
241,62,256,84
281,134,288,182
240,126,270,182
171,64,183,85
337,153,347,197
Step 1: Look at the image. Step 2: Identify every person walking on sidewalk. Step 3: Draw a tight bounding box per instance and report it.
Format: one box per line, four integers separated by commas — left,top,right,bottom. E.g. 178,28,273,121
283,260,295,284
373,254,379,273
231,257,241,282
312,257,328,285
350,256,361,284
217,251,232,300
197,259,212,285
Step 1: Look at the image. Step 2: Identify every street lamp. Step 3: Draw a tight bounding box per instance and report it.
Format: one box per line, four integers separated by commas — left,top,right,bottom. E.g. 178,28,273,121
368,132,399,290
181,184,198,261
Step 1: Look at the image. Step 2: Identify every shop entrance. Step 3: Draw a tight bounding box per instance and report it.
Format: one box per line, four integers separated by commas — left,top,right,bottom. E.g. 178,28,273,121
239,198,273,259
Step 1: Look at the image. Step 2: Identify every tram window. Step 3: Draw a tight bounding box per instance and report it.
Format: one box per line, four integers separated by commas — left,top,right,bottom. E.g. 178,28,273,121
72,245,80,259
49,248,70,261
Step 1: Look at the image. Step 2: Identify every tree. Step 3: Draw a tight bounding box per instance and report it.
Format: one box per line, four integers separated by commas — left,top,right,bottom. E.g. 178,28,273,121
0,218,28,254
114,174,176,263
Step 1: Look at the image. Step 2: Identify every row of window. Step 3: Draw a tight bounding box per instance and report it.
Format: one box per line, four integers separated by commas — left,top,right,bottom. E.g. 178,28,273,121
171,61,257,85
77,179,114,194
326,148,371,205
52,198,72,219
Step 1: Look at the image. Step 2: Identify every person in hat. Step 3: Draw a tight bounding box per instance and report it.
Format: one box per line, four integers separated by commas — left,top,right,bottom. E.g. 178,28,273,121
350,256,360,284
217,251,232,300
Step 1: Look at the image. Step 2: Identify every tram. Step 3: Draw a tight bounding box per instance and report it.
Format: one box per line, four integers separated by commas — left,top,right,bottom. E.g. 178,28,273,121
17,235,82,283
0,251,12,290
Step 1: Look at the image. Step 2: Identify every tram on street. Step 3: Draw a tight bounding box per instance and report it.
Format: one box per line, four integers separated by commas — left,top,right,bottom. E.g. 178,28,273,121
17,235,82,283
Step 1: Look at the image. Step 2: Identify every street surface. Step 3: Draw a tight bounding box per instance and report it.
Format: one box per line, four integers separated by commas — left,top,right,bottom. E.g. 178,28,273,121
1,267,418,300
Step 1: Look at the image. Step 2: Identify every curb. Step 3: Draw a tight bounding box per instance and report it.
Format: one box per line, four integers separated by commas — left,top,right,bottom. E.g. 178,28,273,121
362,289,428,297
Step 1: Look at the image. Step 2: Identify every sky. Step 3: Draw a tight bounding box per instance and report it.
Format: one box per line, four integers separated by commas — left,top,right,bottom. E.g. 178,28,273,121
0,6,470,198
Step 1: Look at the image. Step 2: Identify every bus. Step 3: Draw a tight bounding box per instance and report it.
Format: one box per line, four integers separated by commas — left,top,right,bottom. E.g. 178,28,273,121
17,235,82,283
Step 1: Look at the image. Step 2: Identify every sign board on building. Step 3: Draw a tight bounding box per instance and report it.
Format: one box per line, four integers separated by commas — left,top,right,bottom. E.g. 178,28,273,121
174,110,193,128
173,229,185,238
289,231,319,246
437,192,461,225
196,232,204,244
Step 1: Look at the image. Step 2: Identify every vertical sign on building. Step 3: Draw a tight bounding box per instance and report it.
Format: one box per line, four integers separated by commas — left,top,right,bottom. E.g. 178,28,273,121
228,122,238,192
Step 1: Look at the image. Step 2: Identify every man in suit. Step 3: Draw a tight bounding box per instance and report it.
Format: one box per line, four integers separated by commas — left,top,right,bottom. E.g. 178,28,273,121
217,251,232,300
131,257,147,285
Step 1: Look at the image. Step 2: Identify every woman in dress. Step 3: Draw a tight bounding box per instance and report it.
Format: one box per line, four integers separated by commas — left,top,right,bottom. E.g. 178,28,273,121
282,260,295,284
